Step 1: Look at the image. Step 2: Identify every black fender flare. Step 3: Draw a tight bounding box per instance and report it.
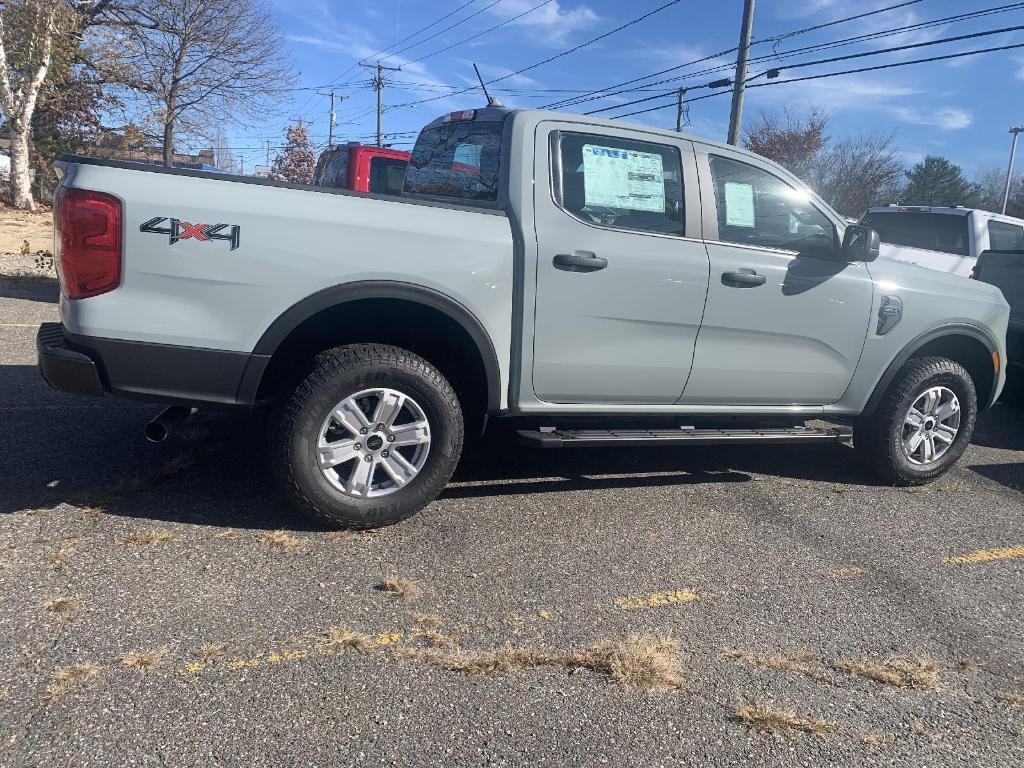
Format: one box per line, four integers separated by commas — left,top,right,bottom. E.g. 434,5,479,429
247,280,502,412
862,323,1000,415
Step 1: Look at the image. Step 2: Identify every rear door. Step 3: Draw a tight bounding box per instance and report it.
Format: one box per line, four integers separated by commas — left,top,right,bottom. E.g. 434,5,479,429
530,122,709,404
681,147,873,405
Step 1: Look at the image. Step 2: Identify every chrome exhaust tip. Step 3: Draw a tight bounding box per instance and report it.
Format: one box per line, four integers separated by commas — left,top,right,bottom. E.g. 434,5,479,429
144,405,195,442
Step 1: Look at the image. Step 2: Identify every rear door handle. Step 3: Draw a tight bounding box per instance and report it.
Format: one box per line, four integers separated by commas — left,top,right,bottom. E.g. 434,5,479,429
553,251,608,273
722,268,766,288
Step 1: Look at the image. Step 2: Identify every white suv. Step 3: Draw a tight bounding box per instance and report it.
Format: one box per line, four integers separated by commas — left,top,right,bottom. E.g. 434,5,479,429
861,205,1024,277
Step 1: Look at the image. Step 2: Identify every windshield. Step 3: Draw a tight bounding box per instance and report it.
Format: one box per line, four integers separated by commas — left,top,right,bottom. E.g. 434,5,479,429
403,119,503,205
861,211,970,256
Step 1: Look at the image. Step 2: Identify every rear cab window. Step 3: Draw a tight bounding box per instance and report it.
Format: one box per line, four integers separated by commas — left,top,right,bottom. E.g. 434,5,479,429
315,149,349,188
403,112,505,207
861,211,969,256
369,156,407,196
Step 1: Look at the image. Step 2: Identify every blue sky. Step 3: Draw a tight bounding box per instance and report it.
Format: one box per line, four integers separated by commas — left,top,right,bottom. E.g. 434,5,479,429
226,0,1024,176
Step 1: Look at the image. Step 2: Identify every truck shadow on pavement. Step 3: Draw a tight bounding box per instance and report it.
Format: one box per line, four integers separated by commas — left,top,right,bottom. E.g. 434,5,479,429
3,360,1018,529
0,275,58,304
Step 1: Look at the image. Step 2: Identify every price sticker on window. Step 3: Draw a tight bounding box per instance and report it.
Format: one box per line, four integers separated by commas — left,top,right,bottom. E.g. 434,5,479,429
582,145,665,213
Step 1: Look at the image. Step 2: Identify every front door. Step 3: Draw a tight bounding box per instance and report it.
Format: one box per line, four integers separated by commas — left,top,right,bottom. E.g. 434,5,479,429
681,148,874,406
531,122,709,404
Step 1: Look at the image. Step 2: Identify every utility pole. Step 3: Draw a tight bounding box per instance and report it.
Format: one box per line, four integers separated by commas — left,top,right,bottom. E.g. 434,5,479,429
265,140,271,165
1003,126,1023,215
316,90,348,147
675,88,687,132
360,62,401,147
727,0,756,146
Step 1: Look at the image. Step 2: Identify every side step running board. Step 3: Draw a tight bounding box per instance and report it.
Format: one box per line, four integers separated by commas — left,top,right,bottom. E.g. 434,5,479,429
517,426,852,449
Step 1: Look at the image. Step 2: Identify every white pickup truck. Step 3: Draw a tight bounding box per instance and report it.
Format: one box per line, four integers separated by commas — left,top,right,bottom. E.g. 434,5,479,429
38,106,1009,528
861,205,1024,277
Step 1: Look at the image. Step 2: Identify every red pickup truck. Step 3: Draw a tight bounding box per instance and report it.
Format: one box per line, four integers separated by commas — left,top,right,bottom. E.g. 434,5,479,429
313,143,410,194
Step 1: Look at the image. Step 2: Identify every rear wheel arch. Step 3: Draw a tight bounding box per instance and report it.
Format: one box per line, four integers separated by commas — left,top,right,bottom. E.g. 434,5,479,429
863,325,998,415
251,281,501,418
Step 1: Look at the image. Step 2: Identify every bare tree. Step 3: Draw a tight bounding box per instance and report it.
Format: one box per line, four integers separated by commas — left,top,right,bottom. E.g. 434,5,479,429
0,0,64,209
743,108,829,181
974,166,1024,217
809,132,905,217
110,0,293,166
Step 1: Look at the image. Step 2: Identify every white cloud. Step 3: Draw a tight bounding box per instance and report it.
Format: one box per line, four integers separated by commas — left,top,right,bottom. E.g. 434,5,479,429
746,74,920,114
488,1,601,46
891,106,973,130
1016,56,1024,80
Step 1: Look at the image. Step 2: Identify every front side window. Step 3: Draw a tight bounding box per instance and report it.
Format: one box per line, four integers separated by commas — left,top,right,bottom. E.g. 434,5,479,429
557,132,684,236
403,119,503,204
860,211,969,256
988,219,1024,251
709,155,836,258
369,157,407,196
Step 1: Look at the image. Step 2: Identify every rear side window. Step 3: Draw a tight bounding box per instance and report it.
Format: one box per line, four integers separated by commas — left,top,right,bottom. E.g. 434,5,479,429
403,120,503,204
988,219,1024,251
860,211,969,256
369,157,407,196
709,155,836,258
556,132,684,236
315,149,349,188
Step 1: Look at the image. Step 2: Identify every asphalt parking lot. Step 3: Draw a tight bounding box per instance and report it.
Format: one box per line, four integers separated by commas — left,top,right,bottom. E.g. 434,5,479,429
2,275,1023,767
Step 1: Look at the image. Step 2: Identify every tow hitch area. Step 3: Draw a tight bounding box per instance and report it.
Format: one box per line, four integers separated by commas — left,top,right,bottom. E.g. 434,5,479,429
516,426,853,449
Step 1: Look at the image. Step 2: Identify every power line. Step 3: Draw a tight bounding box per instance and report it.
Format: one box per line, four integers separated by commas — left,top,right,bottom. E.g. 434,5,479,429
381,0,506,63
606,41,1024,120
542,0,941,110
325,0,481,88
389,0,684,111
585,21,1024,116
402,0,554,65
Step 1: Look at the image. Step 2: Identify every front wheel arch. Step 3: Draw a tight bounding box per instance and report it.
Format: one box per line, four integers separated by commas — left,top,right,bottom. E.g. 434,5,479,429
862,327,998,416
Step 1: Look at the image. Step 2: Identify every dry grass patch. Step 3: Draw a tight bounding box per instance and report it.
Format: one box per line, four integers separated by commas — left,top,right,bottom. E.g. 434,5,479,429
325,530,356,542
120,649,168,671
320,626,374,652
214,528,239,540
613,588,699,610
734,702,831,737
412,627,460,649
47,663,100,701
121,530,174,547
835,657,941,690
41,596,77,622
381,575,419,599
392,634,683,690
996,691,1024,706
723,650,827,682
260,530,305,551
194,644,226,662
413,612,442,628
825,567,869,580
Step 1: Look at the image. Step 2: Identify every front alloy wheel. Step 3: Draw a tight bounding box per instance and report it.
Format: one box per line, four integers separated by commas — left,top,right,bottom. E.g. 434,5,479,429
901,386,960,466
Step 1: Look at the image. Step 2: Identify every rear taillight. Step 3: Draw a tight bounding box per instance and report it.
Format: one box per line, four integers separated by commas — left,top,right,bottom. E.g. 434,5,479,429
55,187,122,299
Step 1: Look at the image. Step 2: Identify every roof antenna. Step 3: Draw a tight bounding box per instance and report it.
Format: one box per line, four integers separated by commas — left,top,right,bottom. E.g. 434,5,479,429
473,63,503,108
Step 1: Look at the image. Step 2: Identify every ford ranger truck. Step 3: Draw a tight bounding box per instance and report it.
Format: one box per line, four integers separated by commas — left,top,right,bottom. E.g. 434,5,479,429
38,107,1010,529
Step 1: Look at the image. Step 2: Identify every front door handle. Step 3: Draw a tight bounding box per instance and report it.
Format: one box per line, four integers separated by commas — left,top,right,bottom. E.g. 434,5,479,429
553,251,608,273
722,268,766,288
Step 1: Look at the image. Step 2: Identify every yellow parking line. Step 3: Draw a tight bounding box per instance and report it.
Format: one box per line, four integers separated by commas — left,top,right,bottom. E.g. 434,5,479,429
944,544,1024,565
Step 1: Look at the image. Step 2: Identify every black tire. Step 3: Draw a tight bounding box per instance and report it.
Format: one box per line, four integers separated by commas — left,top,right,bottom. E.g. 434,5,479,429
854,356,976,485
272,344,464,529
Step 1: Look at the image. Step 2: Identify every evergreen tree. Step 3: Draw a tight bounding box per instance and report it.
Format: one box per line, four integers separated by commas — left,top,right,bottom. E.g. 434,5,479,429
271,121,316,184
902,155,979,207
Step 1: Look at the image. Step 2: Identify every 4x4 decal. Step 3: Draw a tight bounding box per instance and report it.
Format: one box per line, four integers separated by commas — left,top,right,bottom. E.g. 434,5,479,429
140,217,241,251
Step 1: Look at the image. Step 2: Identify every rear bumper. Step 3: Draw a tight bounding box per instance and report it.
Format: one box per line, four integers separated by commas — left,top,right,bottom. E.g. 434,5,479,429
36,322,268,409
37,322,105,396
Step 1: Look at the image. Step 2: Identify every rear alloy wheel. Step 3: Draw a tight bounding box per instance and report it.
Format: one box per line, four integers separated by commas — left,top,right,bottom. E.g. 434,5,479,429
855,356,976,485
274,344,463,529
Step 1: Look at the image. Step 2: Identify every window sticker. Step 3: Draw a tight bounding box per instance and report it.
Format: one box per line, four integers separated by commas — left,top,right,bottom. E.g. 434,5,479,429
582,144,665,212
724,182,755,228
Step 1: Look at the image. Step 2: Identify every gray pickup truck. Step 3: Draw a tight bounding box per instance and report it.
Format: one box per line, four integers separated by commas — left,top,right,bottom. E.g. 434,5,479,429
38,106,1010,528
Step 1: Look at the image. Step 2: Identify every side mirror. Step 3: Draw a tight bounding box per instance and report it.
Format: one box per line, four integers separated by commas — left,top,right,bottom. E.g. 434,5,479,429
841,224,880,262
